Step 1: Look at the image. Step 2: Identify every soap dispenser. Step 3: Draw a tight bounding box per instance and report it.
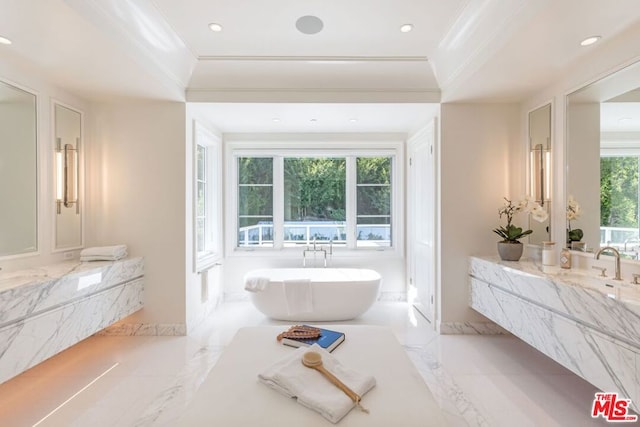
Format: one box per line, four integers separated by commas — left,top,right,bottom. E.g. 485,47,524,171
560,247,571,269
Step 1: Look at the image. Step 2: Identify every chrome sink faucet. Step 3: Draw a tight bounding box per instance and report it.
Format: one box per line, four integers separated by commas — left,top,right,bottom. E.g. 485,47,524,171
595,246,622,281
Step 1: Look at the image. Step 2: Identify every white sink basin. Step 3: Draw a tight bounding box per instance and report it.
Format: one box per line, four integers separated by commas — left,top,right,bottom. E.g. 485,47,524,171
550,269,639,303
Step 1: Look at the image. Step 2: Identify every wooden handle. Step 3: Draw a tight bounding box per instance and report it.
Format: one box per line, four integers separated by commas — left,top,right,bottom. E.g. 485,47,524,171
314,365,361,403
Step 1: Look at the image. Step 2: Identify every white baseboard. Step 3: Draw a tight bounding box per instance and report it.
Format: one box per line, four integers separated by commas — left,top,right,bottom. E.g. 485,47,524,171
377,292,407,302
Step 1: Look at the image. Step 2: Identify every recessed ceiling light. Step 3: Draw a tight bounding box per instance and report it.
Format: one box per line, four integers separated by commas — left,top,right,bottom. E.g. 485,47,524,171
0,35,12,45
400,24,414,33
580,35,601,46
296,16,324,35
349,118,358,123
272,118,281,122
208,23,223,32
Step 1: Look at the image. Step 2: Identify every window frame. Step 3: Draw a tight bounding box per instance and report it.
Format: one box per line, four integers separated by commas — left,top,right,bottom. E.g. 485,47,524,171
193,121,222,272
225,139,403,257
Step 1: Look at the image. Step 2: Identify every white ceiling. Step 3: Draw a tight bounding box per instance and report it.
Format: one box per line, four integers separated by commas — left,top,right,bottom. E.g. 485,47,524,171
601,103,640,132
1,0,640,131
190,103,438,134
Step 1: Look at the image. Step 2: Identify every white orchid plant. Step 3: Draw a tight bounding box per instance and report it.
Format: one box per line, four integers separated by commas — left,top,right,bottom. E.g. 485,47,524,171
493,197,549,243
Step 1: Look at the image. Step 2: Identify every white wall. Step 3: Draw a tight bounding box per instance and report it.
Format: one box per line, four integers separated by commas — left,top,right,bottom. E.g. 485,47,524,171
438,103,521,331
87,101,187,327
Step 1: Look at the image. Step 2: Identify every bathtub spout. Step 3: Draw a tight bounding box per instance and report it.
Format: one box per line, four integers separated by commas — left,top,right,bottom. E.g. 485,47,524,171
302,246,327,268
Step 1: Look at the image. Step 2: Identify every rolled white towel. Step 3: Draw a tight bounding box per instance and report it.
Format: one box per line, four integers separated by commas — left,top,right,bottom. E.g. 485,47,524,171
244,276,270,292
80,245,128,261
258,344,376,423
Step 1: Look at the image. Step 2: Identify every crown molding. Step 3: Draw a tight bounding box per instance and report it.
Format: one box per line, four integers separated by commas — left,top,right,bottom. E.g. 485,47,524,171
197,55,428,63
186,87,441,103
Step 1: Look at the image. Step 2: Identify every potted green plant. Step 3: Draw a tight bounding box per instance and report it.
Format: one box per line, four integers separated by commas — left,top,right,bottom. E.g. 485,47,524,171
494,197,548,261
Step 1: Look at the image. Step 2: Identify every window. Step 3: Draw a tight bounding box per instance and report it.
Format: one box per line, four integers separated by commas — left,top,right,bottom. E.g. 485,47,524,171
194,123,221,270
196,144,207,253
284,158,346,246
600,155,639,248
238,157,274,247
356,157,392,247
233,151,396,250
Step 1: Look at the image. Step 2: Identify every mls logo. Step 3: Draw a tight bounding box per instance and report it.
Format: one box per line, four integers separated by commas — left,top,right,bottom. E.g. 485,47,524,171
591,392,638,422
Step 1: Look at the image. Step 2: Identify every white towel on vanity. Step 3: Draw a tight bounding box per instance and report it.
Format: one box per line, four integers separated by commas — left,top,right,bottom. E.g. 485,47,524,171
80,245,128,261
244,276,270,292
283,279,313,315
258,344,376,424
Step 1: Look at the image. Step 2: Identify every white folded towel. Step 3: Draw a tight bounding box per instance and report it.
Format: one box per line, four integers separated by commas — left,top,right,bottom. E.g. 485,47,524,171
258,344,376,423
244,276,270,293
284,279,313,315
80,245,127,262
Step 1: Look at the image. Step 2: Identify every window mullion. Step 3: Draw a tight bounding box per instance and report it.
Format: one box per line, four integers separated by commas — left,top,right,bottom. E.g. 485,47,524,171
273,156,284,249
346,156,357,249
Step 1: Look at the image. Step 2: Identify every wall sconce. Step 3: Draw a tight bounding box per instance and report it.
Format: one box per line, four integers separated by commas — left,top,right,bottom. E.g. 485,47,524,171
56,137,79,214
530,143,551,206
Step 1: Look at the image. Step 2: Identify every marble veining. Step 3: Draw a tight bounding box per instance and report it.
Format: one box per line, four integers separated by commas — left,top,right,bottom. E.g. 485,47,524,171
0,300,622,426
470,256,640,346
405,345,492,426
131,344,224,426
438,321,509,335
470,256,640,411
0,258,144,384
96,323,187,336
0,258,144,328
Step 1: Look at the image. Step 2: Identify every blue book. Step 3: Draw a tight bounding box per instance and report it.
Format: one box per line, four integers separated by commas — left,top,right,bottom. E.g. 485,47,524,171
280,326,345,353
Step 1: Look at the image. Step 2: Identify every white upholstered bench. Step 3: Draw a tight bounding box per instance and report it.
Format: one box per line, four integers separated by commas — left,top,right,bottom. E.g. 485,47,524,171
178,325,446,426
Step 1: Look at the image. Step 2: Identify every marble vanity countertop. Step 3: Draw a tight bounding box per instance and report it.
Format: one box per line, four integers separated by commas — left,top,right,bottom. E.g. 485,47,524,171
0,257,144,327
470,256,640,348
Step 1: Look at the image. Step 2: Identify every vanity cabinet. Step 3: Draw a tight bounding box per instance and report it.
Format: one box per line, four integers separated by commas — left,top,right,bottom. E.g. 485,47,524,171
469,257,640,411
0,258,144,384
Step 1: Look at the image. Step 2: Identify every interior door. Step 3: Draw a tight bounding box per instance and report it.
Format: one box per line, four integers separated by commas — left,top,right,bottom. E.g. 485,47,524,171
407,120,436,323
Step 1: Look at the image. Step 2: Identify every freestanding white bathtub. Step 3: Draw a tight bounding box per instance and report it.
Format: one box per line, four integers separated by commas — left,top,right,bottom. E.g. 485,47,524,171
244,268,381,321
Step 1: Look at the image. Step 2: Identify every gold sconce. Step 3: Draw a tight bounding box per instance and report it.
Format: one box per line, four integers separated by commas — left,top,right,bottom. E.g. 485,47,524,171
56,137,79,214
530,143,551,206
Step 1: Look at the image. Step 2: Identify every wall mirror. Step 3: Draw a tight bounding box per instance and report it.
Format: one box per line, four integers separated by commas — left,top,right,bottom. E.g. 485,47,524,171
54,103,83,251
0,80,38,257
566,59,640,258
528,103,552,245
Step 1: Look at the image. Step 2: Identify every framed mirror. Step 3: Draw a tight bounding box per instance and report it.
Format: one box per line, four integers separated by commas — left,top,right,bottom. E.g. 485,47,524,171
0,80,37,257
566,59,640,257
54,103,83,251
528,103,552,245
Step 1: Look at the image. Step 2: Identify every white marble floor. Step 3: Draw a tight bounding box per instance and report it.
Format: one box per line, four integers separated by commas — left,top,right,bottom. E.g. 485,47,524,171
0,301,627,426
